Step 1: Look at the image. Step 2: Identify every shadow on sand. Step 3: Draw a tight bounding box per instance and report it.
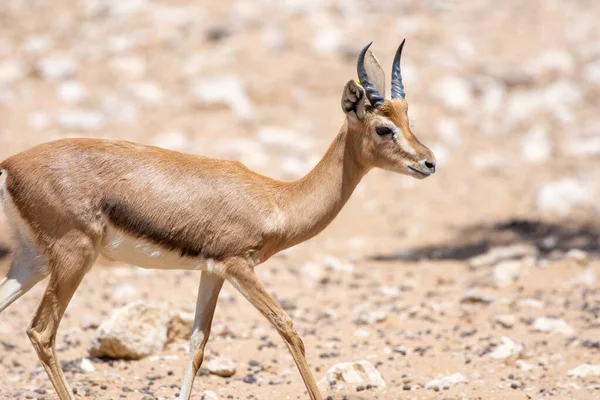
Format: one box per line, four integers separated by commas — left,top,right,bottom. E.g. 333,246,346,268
370,218,600,262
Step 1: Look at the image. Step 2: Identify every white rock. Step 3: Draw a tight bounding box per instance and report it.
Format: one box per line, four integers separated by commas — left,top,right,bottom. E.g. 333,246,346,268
320,361,386,389
432,76,473,112
279,156,310,179
58,109,106,131
80,314,101,330
109,56,146,79
395,16,423,36
573,269,596,286
57,81,88,103
469,244,537,268
352,304,387,325
568,364,600,378
354,329,369,337
565,123,600,156
81,0,149,17
192,75,255,121
452,37,475,63
129,81,164,104
89,302,171,359
425,373,468,390
23,35,52,55
166,309,194,343
113,283,138,301
0,88,15,106
152,131,189,152
261,25,285,50
28,112,51,130
322,255,354,273
205,356,236,378
493,260,524,287
378,286,402,299
535,179,591,215
530,50,575,76
518,298,545,309
201,391,219,400
470,152,507,171
436,119,461,146
0,61,24,83
106,35,136,54
480,79,506,115
89,302,193,359
37,54,77,81
516,360,535,371
490,336,524,363
461,290,495,304
521,125,551,163
100,94,138,124
301,262,329,285
566,249,590,266
80,358,96,373
584,61,600,85
533,317,575,336
313,27,342,54
150,4,199,27
494,314,517,329
257,126,313,154
506,90,544,126
543,80,581,124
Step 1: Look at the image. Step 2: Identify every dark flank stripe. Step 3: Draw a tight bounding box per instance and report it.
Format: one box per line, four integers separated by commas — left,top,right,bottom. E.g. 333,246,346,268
100,198,223,260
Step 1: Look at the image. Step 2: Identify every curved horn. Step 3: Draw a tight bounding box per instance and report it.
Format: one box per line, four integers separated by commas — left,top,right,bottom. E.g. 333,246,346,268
391,39,406,99
357,42,385,107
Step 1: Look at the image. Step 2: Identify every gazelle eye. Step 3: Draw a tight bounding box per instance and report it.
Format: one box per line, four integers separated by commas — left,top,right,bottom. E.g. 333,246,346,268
376,126,392,136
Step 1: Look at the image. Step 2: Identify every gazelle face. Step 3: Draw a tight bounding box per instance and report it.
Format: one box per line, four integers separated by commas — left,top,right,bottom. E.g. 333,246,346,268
364,100,436,178
341,41,436,179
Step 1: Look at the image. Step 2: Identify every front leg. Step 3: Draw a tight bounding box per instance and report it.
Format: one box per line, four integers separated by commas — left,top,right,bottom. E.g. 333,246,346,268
179,271,224,400
223,258,323,400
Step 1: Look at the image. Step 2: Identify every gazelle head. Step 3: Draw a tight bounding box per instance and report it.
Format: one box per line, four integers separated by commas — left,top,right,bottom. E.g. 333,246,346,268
342,41,436,179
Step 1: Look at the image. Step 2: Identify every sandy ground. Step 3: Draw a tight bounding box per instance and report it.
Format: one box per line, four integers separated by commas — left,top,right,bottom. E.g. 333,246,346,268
1,0,600,399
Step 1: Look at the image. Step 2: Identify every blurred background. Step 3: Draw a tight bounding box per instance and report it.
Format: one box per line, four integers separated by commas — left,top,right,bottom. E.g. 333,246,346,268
0,0,599,399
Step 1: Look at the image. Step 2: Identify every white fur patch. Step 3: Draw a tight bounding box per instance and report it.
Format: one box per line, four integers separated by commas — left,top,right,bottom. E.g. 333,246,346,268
101,223,210,271
380,116,417,156
0,174,49,312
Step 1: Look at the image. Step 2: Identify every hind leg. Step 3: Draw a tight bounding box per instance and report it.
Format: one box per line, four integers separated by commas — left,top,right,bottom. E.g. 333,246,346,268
26,232,98,400
0,241,48,313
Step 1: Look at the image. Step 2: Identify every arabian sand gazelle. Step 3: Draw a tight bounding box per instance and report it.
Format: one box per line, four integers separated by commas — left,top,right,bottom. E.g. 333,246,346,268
0,41,435,400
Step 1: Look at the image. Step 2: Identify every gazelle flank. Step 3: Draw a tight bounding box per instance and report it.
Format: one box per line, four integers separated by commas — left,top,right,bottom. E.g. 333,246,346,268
0,40,435,400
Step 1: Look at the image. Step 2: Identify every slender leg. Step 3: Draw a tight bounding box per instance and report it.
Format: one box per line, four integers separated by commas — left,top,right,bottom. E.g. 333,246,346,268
224,260,323,400
26,236,97,400
179,271,224,400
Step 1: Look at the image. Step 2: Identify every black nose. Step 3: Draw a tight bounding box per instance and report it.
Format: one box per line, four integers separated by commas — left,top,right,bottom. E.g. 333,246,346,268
423,160,436,172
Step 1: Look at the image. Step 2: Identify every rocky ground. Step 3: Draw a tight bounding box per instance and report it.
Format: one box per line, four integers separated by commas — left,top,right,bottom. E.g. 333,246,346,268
1,0,600,399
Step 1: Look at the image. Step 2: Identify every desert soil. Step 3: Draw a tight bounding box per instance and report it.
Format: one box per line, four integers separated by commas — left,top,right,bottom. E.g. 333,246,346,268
1,0,600,399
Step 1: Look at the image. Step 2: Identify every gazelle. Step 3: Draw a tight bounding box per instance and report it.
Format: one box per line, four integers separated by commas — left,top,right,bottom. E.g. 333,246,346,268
0,41,435,399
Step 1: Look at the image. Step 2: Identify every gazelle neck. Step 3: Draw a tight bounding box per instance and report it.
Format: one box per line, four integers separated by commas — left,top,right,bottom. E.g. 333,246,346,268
276,123,369,249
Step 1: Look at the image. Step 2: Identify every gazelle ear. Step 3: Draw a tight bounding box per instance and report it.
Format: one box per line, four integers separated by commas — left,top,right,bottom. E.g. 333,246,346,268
341,80,366,121
364,49,386,97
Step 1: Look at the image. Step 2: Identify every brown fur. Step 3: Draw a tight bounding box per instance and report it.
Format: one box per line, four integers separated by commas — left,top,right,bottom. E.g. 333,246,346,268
0,79,435,400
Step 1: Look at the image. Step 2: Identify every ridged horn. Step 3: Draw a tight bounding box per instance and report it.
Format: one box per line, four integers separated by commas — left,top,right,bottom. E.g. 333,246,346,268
391,39,406,99
357,42,385,107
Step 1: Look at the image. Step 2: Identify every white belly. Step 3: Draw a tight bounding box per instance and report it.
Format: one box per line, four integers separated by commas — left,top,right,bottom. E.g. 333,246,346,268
101,224,209,271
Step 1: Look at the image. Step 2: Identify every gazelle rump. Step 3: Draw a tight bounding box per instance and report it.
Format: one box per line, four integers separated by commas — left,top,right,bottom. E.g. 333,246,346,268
0,41,435,400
